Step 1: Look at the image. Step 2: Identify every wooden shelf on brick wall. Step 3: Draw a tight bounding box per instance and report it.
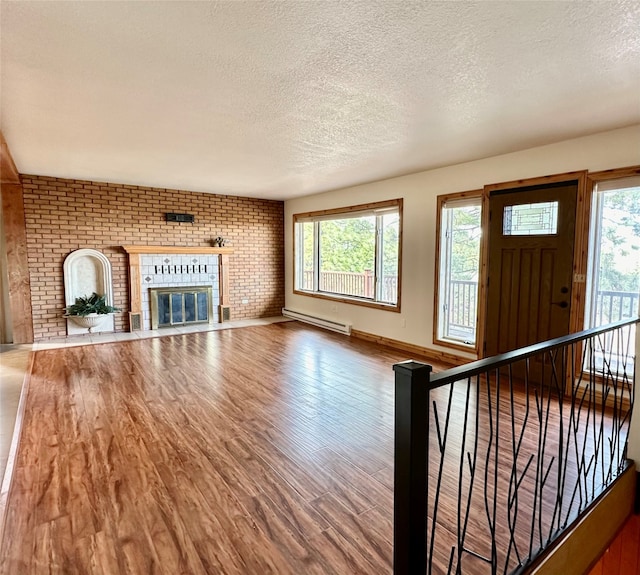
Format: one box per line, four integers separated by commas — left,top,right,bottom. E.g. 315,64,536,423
122,245,234,255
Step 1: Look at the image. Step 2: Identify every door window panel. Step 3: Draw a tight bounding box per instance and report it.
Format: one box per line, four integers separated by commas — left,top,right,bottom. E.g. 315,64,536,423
503,201,558,235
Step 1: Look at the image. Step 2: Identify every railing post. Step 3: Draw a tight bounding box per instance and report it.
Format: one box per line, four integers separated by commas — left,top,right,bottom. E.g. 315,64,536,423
393,360,432,575
364,269,373,298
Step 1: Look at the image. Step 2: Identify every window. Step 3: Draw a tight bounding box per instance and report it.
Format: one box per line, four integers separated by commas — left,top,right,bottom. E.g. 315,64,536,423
435,194,482,347
585,176,640,370
503,201,558,235
294,199,402,309
586,176,640,328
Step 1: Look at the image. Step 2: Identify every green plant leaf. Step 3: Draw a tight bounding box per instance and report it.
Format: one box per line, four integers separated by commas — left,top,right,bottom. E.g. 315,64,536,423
64,292,121,316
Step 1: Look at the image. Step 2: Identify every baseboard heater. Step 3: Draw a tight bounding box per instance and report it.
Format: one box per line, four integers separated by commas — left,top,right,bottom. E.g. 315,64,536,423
282,308,352,335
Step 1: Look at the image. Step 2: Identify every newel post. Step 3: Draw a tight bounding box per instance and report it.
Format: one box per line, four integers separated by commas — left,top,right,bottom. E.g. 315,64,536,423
393,360,432,575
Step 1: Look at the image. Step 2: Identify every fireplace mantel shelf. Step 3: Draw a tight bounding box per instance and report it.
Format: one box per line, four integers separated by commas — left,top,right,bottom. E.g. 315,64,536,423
123,245,234,255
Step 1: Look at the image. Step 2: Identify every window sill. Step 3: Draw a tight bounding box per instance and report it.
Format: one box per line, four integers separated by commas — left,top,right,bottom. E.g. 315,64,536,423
293,289,401,313
433,336,478,355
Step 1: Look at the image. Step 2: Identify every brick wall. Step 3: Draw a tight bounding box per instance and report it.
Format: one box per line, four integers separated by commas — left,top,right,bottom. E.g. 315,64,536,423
21,175,284,340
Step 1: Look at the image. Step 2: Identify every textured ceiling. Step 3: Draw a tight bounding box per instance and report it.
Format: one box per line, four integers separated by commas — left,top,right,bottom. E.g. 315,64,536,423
1,1,640,200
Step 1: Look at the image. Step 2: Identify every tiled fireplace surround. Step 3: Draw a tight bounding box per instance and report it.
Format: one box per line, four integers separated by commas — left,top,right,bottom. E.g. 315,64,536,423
123,246,232,331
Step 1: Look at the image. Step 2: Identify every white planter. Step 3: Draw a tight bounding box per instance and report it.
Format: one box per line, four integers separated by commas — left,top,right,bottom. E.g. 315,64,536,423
66,313,109,333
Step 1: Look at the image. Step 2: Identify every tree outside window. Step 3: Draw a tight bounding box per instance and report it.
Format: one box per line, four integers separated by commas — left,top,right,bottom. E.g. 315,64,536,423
436,195,482,347
294,200,402,309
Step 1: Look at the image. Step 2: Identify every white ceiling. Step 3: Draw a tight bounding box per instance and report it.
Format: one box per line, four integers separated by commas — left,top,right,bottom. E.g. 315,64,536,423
1,1,639,201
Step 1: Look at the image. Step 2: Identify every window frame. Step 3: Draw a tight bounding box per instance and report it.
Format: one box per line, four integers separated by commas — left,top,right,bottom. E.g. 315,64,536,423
293,198,403,312
584,175,640,330
581,175,640,377
433,190,484,353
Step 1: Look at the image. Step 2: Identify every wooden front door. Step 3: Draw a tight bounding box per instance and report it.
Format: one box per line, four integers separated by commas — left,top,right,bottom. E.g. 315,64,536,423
485,181,578,360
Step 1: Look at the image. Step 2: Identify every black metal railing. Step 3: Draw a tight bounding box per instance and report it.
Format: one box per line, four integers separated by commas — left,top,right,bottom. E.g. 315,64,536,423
393,318,637,575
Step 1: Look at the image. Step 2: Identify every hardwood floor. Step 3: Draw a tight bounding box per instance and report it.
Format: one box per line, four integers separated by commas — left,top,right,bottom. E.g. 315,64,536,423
0,322,449,574
0,322,626,574
0,344,30,482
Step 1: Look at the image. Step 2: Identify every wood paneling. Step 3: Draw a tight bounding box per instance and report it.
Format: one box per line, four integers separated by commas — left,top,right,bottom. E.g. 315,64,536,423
1,132,33,343
127,253,142,313
0,133,20,185
219,253,231,307
1,185,33,344
476,188,490,357
569,170,591,337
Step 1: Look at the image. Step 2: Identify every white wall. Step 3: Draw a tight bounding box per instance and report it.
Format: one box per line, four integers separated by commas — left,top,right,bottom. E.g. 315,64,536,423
285,125,640,359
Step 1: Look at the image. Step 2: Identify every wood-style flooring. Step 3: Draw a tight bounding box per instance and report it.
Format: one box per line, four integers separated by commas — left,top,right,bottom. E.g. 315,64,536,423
0,322,627,574
0,322,450,574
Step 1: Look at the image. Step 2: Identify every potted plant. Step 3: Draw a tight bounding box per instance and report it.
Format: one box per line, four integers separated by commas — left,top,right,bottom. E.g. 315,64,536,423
64,292,120,332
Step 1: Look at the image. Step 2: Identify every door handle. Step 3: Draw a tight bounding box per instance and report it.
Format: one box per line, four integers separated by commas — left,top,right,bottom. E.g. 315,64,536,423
551,301,569,308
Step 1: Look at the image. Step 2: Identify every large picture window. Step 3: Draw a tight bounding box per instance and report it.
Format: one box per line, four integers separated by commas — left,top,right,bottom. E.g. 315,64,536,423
585,176,640,371
294,199,402,309
435,193,482,348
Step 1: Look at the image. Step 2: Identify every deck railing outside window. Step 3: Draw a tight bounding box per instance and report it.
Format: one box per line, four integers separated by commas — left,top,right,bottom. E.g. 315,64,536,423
441,284,638,345
302,269,398,303
594,290,639,324
393,318,637,575
445,280,478,342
